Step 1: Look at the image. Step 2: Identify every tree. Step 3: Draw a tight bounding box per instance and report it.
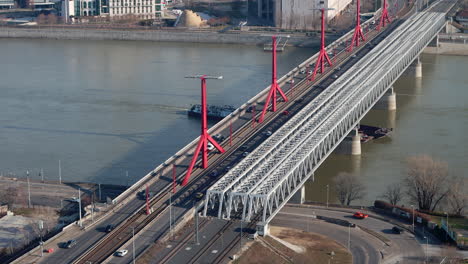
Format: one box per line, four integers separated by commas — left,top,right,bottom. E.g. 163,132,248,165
404,155,450,211
333,172,366,206
447,177,467,216
381,183,403,206
0,186,19,207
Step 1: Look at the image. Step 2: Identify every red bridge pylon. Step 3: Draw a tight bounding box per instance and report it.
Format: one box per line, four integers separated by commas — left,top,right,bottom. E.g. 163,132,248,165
348,0,365,52
377,0,391,31
310,8,334,82
182,75,225,186
259,36,288,123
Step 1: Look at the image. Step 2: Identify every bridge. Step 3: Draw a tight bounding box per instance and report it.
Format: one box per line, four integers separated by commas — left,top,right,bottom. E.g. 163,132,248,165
203,5,451,235
11,0,457,263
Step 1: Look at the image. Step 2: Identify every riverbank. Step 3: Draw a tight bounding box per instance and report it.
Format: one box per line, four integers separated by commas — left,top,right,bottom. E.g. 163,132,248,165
0,26,330,47
423,34,468,55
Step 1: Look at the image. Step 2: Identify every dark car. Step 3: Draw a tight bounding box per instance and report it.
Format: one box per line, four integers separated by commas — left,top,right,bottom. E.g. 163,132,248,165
392,226,404,234
137,190,155,200
65,239,77,249
105,224,115,233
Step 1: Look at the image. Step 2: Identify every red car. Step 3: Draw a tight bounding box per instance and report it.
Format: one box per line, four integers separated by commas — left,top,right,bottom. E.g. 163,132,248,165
353,212,369,219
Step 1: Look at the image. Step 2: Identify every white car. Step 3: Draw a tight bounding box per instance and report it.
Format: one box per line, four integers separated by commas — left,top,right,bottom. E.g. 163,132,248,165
207,142,214,151
264,130,272,136
115,249,128,257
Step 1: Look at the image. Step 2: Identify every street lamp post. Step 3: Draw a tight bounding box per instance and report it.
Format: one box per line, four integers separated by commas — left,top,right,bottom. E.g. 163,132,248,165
326,184,329,208
411,205,415,232
132,227,135,264
78,188,82,227
424,236,428,263
348,224,351,250
444,212,449,241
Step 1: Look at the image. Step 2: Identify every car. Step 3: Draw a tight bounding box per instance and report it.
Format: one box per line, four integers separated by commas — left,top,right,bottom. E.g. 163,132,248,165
210,170,218,177
65,239,77,249
335,66,341,71
308,69,313,75
194,192,204,199
207,142,215,151
282,110,290,116
224,166,232,172
263,130,272,136
246,106,255,113
353,212,369,219
66,197,80,203
242,152,249,157
371,20,376,25
332,74,338,79
105,224,115,233
286,79,295,84
115,249,128,257
137,190,155,200
392,226,404,234
299,69,306,74
295,98,304,103
213,134,225,142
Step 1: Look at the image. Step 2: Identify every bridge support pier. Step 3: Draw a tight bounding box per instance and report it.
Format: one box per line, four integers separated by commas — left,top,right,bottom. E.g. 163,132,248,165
257,221,270,236
374,86,396,110
415,57,423,78
290,185,306,204
335,128,361,155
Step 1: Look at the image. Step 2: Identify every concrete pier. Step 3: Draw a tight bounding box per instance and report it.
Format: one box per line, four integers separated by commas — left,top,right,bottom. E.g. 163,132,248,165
335,128,361,155
291,185,306,204
374,86,396,110
415,57,423,78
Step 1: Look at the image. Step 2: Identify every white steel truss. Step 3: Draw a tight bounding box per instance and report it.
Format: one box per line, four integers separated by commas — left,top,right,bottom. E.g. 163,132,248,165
204,11,446,223
203,12,422,219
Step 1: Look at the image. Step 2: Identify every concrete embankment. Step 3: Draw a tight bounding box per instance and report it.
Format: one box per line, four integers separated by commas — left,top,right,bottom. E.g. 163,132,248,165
424,41,468,55
0,27,327,47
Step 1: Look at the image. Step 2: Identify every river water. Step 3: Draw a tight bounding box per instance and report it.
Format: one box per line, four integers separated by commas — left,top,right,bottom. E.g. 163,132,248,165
0,38,466,204
0,38,313,185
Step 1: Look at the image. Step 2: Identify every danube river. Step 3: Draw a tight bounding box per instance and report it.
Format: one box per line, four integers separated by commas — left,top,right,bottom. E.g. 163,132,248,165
0,38,466,204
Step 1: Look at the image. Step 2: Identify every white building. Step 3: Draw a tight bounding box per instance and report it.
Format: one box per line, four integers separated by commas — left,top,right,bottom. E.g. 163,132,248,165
108,0,155,19
61,0,166,19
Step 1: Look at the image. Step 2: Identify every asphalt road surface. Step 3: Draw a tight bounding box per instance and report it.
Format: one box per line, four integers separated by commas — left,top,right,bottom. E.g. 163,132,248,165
272,205,425,264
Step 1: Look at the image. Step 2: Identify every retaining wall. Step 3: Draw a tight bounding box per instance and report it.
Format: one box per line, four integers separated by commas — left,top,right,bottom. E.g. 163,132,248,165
0,27,325,47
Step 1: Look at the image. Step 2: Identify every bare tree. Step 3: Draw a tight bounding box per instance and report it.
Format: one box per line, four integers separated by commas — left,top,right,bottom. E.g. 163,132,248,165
0,186,19,207
404,155,450,211
333,172,366,206
381,183,403,206
447,177,467,216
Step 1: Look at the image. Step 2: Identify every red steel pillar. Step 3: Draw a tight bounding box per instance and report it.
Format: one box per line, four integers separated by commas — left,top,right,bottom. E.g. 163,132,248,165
258,36,288,123
311,9,333,82
348,0,365,51
377,0,391,31
182,76,225,186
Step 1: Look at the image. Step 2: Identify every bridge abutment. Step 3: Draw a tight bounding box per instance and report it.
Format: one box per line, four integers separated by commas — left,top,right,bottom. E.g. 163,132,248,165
335,128,361,155
374,86,396,110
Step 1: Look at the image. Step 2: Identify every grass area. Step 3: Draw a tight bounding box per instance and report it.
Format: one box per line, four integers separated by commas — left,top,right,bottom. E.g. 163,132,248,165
235,226,351,264
432,216,468,231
